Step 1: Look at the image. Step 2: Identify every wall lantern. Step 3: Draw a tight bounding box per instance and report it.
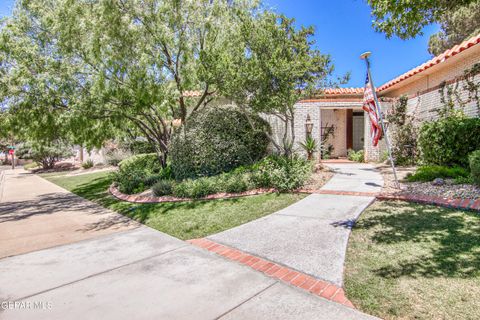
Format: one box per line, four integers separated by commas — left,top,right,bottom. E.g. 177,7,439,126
305,114,314,138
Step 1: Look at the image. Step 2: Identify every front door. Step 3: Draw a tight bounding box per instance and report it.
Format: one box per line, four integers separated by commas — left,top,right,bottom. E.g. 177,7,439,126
352,112,364,151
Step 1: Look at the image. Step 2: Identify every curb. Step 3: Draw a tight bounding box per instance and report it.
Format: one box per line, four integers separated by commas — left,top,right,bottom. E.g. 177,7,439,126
376,193,480,212
188,238,355,309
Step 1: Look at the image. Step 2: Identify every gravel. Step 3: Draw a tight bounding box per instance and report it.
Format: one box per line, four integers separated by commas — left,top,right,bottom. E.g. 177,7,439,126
376,163,480,200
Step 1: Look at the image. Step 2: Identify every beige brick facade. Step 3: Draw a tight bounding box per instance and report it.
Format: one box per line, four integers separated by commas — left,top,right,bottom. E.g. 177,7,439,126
266,36,480,162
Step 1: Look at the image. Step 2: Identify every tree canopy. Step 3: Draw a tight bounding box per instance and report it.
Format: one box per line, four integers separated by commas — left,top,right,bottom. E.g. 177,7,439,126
0,0,334,163
213,12,334,156
428,2,480,56
367,0,478,39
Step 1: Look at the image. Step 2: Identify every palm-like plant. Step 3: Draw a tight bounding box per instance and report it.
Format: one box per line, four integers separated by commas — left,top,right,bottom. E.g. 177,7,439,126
300,136,318,160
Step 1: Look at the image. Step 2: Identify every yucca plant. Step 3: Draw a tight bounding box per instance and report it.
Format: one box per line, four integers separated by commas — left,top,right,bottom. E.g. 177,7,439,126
300,136,318,160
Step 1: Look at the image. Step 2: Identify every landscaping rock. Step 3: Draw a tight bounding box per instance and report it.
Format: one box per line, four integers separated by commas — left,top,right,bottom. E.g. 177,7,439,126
432,178,445,186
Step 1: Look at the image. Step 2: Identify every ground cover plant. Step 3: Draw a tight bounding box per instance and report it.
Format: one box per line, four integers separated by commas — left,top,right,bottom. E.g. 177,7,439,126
344,200,480,320
406,165,469,183
41,171,305,240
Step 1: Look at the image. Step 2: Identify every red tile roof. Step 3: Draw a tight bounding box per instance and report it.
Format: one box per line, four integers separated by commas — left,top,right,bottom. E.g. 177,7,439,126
378,33,480,92
183,90,203,97
322,87,363,95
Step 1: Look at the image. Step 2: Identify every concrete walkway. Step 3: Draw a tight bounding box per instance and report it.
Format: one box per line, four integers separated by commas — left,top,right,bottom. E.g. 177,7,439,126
0,169,138,258
0,169,378,319
209,163,383,286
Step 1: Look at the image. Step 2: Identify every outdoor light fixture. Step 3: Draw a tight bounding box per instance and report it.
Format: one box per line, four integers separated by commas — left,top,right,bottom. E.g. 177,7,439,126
305,114,314,137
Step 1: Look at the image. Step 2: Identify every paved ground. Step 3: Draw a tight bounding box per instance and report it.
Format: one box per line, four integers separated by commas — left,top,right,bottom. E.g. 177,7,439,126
0,169,138,258
209,163,383,286
0,169,378,319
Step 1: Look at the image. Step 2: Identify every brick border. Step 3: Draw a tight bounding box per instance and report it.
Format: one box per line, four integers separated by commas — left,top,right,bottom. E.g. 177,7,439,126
377,193,480,212
109,184,378,204
188,238,355,309
109,184,276,204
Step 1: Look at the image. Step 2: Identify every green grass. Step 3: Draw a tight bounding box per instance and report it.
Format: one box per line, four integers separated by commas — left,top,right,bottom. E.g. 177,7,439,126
344,201,480,320
41,171,306,240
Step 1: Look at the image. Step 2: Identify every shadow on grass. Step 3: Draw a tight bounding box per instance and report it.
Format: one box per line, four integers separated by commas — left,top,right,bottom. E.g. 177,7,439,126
69,174,247,224
354,202,480,279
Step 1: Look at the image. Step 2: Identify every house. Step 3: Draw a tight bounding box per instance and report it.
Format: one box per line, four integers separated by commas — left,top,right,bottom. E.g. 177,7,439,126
288,33,480,162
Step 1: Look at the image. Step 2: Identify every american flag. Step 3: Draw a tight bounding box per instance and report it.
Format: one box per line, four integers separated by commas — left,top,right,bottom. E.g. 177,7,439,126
362,73,383,147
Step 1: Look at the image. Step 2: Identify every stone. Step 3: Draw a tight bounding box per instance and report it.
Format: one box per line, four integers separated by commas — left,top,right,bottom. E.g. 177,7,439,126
432,178,445,186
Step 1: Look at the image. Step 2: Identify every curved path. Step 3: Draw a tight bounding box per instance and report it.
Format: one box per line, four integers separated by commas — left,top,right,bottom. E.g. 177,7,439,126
209,163,383,286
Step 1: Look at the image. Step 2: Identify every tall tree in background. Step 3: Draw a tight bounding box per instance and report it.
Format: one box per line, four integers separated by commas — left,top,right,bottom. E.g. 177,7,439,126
428,2,480,56
367,0,478,39
213,12,334,157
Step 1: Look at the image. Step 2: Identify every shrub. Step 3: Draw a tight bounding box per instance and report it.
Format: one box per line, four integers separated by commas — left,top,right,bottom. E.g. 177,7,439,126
113,154,166,194
119,153,162,175
152,180,175,196
113,169,147,194
105,148,132,166
407,165,469,182
81,159,94,169
172,177,220,199
169,105,270,180
252,155,312,191
418,114,480,167
347,149,364,163
469,150,480,185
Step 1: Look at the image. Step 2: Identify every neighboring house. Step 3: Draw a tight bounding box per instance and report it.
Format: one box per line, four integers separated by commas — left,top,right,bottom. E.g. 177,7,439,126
290,33,480,162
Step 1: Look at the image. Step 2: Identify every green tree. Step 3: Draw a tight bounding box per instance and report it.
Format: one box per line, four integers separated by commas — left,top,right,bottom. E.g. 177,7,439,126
428,2,480,56
0,0,257,167
16,140,73,170
367,0,477,39
214,12,334,156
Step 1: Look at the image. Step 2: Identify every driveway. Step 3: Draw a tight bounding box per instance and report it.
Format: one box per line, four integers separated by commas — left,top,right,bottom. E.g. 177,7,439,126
0,169,377,319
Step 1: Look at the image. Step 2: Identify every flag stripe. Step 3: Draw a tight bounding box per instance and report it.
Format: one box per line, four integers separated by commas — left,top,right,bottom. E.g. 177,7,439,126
363,74,383,147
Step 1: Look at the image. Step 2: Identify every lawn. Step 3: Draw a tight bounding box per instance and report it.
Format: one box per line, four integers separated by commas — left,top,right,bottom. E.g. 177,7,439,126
344,201,480,320
41,171,306,240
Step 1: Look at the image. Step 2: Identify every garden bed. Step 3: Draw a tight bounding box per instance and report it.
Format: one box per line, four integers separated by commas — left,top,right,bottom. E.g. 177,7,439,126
110,164,334,203
376,164,480,200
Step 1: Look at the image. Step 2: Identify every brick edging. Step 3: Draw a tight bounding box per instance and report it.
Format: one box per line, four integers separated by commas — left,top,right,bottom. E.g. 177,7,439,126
109,184,276,203
109,184,378,204
188,238,355,309
377,193,480,212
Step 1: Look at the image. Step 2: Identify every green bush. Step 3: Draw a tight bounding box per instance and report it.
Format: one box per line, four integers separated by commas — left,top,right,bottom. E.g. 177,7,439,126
152,180,175,196
113,169,147,194
113,154,168,194
81,159,94,169
418,114,480,167
469,150,480,185
119,153,162,175
169,105,270,180
252,155,312,192
407,165,469,182
172,177,220,199
347,149,364,163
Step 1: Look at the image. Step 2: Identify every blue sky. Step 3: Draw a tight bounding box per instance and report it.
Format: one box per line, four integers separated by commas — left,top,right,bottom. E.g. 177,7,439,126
0,0,439,87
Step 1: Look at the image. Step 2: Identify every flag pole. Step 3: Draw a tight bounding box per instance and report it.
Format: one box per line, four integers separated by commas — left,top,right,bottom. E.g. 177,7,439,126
360,52,400,189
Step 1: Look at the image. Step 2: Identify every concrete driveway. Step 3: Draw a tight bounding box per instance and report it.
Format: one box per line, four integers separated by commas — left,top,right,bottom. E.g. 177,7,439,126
0,169,377,319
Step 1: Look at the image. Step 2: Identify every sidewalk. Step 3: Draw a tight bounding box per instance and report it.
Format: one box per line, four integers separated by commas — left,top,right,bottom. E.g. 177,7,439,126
209,163,383,286
0,169,138,258
0,169,378,319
